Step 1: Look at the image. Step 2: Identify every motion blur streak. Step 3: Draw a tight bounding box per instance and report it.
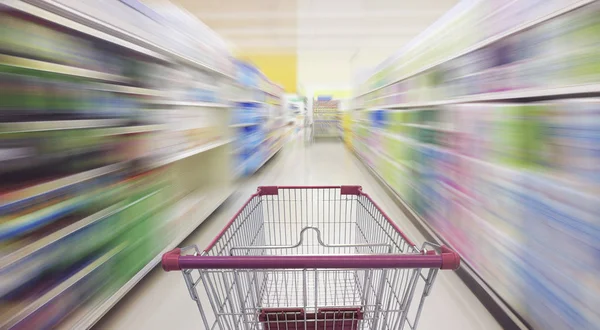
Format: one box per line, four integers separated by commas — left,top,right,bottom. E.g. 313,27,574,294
351,1,600,329
2,0,600,329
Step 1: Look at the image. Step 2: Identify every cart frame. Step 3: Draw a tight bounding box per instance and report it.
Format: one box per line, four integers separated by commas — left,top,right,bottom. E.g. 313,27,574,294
163,186,459,330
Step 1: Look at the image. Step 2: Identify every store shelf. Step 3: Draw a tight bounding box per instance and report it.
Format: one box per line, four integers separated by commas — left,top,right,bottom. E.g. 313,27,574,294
88,83,164,97
258,143,283,170
232,100,267,104
365,83,600,110
8,0,234,79
229,123,260,128
268,124,288,132
0,54,131,83
0,0,170,63
98,124,165,136
261,89,281,98
351,148,528,330
0,163,127,215
148,138,234,168
402,123,455,132
0,1,242,328
0,123,165,138
0,204,122,272
0,119,129,134
1,192,93,241
358,122,455,135
372,128,448,153
356,0,596,97
57,185,234,330
376,149,409,172
235,83,282,98
1,244,126,329
150,100,231,108
0,187,171,281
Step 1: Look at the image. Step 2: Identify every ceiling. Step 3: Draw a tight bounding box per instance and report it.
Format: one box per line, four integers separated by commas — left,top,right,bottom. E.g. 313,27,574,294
145,0,458,53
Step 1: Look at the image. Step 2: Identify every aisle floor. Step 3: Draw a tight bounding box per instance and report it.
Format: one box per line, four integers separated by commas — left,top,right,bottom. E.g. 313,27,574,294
96,135,501,330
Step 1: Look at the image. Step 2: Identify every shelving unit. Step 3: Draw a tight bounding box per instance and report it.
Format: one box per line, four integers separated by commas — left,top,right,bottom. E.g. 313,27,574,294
56,185,234,330
0,1,241,328
360,83,600,110
350,1,600,329
0,119,129,133
355,0,596,99
150,100,230,108
313,99,340,138
230,60,288,177
0,54,132,83
147,138,235,169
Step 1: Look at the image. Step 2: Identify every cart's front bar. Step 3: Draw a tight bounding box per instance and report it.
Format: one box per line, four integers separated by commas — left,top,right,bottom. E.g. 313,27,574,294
162,247,460,271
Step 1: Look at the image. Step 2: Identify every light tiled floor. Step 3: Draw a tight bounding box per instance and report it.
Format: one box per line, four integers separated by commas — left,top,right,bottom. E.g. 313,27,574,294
95,134,501,330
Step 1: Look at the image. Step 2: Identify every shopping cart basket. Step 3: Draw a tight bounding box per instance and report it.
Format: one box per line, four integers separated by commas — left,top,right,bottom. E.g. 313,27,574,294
162,186,459,330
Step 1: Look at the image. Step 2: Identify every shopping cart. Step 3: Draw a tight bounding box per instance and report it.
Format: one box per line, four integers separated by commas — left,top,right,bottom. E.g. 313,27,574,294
162,186,459,330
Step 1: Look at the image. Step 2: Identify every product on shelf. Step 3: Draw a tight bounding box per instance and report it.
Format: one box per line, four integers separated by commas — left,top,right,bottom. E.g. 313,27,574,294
0,1,237,328
355,1,600,110
230,61,285,176
348,96,600,328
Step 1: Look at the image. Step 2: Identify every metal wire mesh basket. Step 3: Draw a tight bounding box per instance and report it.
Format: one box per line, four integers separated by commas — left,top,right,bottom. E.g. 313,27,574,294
162,186,460,330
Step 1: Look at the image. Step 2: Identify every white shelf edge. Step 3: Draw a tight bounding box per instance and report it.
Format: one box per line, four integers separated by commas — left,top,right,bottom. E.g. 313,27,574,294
373,149,409,173
351,149,529,330
19,0,235,79
58,185,235,330
229,123,260,128
257,144,282,170
105,124,165,135
2,244,126,329
234,83,283,97
148,138,233,168
355,121,456,133
88,83,164,96
364,83,600,110
232,100,268,104
0,162,127,211
1,0,170,62
0,54,130,83
150,101,231,108
355,0,596,98
0,203,123,271
0,119,129,134
251,131,290,173
314,134,341,138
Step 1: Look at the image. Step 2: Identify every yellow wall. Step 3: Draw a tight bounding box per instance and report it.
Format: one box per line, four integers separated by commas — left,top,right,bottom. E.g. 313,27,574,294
237,53,297,93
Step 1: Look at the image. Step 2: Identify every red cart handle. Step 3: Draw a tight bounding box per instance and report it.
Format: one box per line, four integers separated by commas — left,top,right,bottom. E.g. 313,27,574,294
162,247,460,272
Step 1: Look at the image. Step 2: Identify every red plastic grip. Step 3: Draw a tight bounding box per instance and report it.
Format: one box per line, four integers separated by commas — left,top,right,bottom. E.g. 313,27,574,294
162,248,181,271
340,185,362,195
440,245,460,270
176,254,446,270
258,186,279,195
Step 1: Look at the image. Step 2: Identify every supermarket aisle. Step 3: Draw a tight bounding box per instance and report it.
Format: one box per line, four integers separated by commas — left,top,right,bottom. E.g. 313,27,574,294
96,137,500,330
